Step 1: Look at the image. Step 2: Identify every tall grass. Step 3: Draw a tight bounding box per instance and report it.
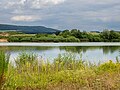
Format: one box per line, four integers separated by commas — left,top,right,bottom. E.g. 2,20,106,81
0,51,9,89
1,52,120,89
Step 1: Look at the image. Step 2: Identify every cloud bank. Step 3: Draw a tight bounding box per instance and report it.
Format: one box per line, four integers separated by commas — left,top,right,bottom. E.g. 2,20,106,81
0,0,120,31
11,15,40,21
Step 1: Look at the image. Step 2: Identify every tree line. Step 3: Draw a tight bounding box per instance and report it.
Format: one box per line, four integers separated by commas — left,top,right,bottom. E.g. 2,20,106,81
7,29,120,42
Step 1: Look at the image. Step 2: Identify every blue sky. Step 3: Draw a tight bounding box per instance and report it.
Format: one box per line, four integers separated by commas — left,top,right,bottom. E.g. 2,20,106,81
0,0,120,31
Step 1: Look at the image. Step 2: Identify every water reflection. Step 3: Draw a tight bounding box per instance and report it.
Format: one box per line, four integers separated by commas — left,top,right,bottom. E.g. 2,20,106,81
0,46,120,63
60,46,120,54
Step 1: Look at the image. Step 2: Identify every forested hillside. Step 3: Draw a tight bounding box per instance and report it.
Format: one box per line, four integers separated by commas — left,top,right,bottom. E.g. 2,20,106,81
0,24,60,34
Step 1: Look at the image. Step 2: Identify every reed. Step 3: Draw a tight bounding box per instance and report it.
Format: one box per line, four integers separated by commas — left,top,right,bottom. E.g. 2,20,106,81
0,51,9,89
1,52,120,90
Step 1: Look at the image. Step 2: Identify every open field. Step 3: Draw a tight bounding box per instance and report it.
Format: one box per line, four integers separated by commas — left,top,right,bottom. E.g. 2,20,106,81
0,51,120,90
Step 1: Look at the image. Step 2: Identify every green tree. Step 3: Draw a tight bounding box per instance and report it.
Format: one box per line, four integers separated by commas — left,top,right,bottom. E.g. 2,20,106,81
60,30,71,38
71,29,82,38
100,30,110,42
109,30,120,41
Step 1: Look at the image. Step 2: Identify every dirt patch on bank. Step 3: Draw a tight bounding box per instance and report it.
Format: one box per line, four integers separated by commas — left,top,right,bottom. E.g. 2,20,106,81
0,39,8,42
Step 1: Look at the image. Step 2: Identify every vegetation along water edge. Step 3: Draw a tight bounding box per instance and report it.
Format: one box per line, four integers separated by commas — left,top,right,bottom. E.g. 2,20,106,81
0,29,120,42
0,51,120,90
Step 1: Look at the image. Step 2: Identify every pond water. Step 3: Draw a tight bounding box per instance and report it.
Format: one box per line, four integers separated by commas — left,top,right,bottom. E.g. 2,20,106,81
0,43,120,64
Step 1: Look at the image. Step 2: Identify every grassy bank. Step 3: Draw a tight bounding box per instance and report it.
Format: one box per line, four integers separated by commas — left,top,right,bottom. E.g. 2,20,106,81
0,51,120,90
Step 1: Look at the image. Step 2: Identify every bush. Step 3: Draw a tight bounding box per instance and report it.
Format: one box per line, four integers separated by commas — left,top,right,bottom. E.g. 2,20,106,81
96,60,120,73
20,37,32,42
93,37,102,42
8,37,20,42
111,39,120,42
66,36,80,42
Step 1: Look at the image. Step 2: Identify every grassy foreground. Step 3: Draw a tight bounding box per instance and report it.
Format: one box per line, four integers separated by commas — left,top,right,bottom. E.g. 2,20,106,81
0,51,120,90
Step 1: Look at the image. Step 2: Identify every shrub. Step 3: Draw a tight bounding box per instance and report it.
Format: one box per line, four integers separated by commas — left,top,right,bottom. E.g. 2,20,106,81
96,60,120,73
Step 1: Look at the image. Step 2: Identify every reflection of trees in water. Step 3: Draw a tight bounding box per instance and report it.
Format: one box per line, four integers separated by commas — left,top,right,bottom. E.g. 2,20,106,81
102,46,120,54
0,46,8,50
60,46,101,53
0,46,55,52
0,46,120,55
60,46,120,54
60,46,82,53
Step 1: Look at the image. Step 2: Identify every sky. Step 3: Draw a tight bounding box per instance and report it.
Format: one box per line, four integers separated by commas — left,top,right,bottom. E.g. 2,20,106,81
0,0,120,31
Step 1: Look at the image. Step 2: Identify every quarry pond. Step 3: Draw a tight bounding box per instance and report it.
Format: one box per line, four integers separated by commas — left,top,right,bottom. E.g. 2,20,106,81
0,42,120,64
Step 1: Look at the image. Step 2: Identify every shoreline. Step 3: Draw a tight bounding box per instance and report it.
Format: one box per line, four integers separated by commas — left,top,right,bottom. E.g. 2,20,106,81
0,42,120,46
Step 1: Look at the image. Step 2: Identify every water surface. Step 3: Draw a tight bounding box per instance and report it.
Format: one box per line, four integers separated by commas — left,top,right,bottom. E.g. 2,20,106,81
0,44,120,64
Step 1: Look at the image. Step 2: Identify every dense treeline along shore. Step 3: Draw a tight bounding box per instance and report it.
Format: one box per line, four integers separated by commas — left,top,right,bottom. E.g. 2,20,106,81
0,51,120,89
0,29,120,42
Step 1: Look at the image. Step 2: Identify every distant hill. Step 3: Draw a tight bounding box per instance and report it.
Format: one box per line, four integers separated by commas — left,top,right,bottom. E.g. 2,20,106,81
0,24,61,34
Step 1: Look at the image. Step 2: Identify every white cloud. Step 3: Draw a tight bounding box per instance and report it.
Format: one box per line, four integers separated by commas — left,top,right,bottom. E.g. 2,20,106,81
2,0,66,9
77,0,120,5
20,0,27,5
31,0,66,9
11,15,40,21
45,0,65,5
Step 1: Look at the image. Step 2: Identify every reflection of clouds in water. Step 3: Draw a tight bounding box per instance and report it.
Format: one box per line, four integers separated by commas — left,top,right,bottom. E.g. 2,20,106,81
9,48,66,64
3,46,120,64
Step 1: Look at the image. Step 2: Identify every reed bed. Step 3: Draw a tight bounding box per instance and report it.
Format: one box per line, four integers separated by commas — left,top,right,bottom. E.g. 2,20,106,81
0,51,120,90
